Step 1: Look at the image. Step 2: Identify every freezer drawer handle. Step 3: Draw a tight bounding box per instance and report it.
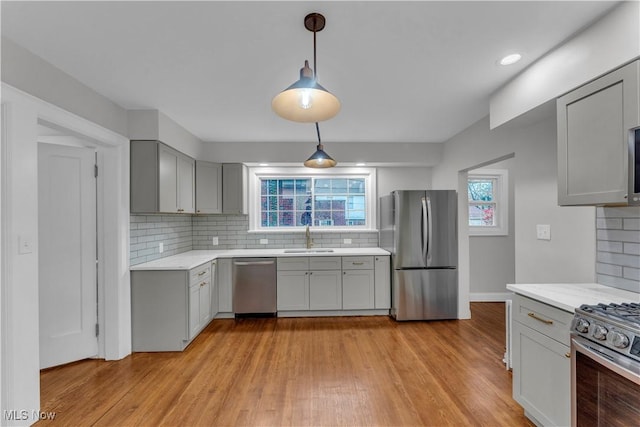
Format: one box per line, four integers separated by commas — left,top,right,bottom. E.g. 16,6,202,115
233,260,275,266
528,312,553,325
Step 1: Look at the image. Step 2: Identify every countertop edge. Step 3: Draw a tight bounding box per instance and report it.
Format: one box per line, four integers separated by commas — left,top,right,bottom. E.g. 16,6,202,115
130,248,391,271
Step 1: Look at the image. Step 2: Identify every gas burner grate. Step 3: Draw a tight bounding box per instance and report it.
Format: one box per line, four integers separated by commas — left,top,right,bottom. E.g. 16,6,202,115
583,302,640,326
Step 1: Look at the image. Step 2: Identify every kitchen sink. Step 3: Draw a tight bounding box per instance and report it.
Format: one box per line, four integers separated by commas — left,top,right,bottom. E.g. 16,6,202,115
283,248,335,254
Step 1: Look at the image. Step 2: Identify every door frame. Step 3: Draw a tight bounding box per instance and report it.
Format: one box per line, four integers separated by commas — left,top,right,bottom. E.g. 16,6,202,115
1,83,130,422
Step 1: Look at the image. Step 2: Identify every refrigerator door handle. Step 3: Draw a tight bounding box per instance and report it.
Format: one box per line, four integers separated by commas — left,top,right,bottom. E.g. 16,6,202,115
421,196,429,262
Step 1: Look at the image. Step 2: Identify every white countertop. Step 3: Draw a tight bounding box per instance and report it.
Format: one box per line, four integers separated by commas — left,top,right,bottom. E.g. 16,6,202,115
130,248,391,271
506,283,640,313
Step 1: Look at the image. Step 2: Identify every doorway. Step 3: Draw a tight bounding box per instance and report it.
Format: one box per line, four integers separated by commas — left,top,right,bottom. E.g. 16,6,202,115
37,141,98,369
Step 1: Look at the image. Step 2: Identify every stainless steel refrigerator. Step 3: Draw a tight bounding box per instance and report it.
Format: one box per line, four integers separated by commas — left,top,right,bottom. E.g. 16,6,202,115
380,190,458,321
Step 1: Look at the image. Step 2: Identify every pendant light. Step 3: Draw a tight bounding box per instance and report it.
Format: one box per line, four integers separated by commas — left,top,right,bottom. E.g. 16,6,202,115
304,122,336,168
272,13,341,123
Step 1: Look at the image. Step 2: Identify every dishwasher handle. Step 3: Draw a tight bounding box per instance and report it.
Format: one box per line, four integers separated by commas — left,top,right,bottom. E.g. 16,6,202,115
233,260,275,266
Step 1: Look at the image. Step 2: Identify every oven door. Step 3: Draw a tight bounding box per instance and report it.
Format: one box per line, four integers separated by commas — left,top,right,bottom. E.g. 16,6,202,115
571,335,640,427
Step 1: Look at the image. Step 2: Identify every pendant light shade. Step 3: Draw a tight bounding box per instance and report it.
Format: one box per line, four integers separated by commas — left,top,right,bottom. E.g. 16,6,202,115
272,13,341,123
304,143,337,168
304,122,337,169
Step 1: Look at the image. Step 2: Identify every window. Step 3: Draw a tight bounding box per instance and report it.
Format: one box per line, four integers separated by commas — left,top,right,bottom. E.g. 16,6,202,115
467,169,508,236
249,167,376,232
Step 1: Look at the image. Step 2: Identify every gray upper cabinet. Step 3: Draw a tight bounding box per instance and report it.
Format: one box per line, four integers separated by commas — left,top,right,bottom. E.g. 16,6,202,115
131,140,195,213
222,163,248,214
557,60,640,206
195,161,222,214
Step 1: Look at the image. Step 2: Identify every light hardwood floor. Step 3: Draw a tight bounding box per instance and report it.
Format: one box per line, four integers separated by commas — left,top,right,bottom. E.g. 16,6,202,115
37,303,534,426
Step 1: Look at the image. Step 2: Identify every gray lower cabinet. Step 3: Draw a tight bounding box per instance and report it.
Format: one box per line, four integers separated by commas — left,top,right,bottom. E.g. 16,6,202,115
131,261,212,351
557,60,639,205
217,258,233,314
342,256,375,310
374,255,391,309
512,295,573,426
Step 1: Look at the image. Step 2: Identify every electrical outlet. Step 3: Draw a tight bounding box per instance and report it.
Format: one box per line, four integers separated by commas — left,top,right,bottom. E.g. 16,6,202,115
159,242,164,253
343,238,352,244
536,224,551,240
260,238,268,244
212,236,219,246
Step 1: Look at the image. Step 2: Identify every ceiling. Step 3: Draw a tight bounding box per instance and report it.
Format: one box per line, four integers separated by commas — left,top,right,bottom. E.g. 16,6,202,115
1,1,618,144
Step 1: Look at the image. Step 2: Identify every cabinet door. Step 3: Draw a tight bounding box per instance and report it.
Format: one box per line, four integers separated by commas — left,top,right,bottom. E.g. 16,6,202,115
309,270,342,310
277,271,309,310
159,145,179,212
342,270,375,309
177,154,195,213
188,283,201,340
217,258,233,313
222,163,247,214
512,321,571,427
199,278,211,327
557,60,639,205
374,256,391,309
210,260,219,317
196,161,222,214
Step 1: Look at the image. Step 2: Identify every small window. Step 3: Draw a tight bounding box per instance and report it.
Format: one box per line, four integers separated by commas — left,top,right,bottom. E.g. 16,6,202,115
468,169,508,236
249,167,377,232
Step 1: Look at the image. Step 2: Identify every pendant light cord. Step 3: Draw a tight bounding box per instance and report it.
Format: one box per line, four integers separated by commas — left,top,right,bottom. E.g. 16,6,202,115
313,17,317,79
315,122,321,145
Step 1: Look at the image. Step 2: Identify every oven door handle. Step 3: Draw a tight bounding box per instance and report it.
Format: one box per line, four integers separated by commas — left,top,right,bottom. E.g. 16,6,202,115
571,335,640,385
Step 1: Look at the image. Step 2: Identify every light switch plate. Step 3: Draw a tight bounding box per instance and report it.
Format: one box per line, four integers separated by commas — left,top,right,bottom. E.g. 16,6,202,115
159,242,164,253
536,224,551,240
343,238,352,244
212,236,219,246
260,238,268,244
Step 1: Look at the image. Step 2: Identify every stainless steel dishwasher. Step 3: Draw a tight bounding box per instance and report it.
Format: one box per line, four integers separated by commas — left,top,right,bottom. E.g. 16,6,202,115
232,258,277,316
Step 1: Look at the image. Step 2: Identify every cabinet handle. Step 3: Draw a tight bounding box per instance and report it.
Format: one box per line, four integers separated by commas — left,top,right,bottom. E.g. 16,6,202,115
177,208,184,212
528,312,553,325
198,271,207,276
565,352,571,358
352,262,364,266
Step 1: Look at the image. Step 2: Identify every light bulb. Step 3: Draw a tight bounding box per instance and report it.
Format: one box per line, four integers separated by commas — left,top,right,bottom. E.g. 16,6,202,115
299,89,313,109
316,158,324,165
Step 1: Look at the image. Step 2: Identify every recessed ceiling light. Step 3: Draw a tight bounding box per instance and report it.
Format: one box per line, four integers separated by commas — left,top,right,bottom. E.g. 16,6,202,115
356,162,366,166
499,53,522,66
259,163,269,166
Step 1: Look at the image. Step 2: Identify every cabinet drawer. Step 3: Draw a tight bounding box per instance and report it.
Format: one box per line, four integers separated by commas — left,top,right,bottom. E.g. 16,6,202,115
277,257,309,271
309,256,342,271
189,262,211,284
513,295,573,346
342,256,374,270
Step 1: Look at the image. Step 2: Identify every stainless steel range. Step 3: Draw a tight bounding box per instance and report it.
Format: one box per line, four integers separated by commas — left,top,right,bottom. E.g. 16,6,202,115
570,302,640,427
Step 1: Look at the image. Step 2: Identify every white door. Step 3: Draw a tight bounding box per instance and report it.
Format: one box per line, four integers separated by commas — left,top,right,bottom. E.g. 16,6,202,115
38,143,98,369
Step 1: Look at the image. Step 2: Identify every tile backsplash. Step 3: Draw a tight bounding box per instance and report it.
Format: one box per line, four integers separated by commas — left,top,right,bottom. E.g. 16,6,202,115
130,214,379,265
596,207,640,293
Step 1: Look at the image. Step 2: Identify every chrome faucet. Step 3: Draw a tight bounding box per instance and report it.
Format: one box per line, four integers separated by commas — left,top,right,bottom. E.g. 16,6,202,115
305,225,314,249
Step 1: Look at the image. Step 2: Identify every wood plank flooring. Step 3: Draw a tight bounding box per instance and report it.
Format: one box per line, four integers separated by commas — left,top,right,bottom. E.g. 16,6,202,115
37,303,534,426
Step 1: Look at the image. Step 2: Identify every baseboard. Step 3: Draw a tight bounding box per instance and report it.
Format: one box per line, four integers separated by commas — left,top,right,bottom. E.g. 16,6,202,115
469,292,514,302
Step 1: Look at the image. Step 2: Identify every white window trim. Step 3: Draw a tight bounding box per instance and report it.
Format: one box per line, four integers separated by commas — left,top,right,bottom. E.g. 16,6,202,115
468,168,509,236
247,166,377,233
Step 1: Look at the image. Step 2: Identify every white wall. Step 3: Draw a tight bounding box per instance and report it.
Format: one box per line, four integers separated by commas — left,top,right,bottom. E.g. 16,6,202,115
1,37,129,137
432,110,595,288
490,1,640,128
377,167,432,198
128,110,203,159
469,158,516,300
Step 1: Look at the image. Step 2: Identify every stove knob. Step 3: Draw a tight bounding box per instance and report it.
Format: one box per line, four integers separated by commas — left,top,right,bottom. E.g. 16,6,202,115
592,325,608,340
608,331,630,349
574,318,590,333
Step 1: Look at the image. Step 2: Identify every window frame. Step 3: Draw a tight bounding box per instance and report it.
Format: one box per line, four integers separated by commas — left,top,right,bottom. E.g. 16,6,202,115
248,166,377,232
467,168,509,236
